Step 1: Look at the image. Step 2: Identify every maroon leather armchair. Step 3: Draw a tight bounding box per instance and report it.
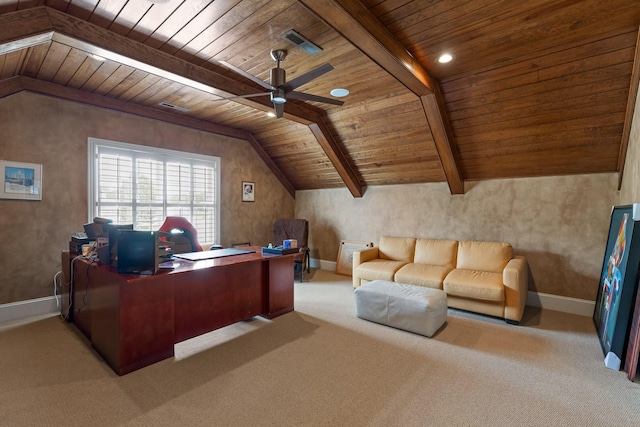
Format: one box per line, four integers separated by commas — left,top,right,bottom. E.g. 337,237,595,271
273,219,310,281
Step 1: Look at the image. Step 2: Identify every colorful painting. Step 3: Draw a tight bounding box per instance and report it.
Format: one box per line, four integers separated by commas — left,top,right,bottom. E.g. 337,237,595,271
594,204,640,360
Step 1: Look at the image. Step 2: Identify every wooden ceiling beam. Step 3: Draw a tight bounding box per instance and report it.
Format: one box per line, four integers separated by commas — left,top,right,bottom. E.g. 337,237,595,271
43,7,317,121
0,6,359,198
299,0,465,194
246,133,297,197
15,76,248,139
0,76,25,98
421,90,464,195
299,0,437,95
309,115,364,197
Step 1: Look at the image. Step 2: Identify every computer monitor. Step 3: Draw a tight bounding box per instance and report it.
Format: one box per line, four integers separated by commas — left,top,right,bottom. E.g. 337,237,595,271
104,223,134,267
116,230,158,274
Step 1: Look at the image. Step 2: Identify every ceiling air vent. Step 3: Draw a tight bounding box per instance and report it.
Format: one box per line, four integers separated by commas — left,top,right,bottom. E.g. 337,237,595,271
159,101,189,112
282,30,321,55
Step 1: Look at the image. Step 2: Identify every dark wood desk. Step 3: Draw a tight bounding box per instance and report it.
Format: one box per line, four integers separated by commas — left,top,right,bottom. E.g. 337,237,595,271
61,248,294,375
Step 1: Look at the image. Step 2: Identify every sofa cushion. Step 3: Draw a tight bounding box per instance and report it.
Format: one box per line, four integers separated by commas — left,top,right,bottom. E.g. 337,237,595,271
356,259,409,282
394,263,451,289
414,239,458,267
379,236,416,262
443,269,504,301
456,241,512,273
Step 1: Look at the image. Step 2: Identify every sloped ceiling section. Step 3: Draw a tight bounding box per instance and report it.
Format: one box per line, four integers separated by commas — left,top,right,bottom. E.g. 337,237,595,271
300,0,463,194
1,0,639,196
0,6,365,198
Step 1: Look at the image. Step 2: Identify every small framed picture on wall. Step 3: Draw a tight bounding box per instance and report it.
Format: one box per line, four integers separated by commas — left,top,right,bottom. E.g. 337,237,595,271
242,181,255,202
0,160,42,201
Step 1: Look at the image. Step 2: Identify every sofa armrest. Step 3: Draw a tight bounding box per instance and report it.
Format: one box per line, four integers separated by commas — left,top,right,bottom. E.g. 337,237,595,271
352,246,379,288
503,256,528,323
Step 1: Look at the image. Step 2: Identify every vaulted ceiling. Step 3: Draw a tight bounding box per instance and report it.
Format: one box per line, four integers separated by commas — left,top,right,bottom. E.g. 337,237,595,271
1,0,639,198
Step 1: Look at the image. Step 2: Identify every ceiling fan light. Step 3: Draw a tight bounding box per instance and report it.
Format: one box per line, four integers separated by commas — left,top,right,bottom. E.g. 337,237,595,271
271,89,286,104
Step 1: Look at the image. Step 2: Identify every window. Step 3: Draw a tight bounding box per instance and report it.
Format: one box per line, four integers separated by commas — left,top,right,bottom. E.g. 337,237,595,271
88,138,220,243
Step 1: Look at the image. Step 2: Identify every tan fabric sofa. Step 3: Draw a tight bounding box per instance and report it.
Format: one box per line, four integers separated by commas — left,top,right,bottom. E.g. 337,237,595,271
352,236,528,324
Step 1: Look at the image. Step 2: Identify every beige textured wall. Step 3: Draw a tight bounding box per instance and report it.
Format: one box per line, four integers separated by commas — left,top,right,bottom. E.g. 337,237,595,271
0,92,294,304
3,88,637,305
619,87,640,205
296,174,619,300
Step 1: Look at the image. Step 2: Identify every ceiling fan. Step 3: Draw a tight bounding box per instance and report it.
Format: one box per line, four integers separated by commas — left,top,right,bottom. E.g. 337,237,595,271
216,49,344,118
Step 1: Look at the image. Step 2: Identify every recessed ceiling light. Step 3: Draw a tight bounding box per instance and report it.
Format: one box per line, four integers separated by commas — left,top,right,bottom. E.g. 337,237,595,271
330,88,349,97
438,53,453,64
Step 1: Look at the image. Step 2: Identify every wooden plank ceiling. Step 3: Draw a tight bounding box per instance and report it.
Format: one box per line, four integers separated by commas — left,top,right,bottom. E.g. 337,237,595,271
0,0,639,197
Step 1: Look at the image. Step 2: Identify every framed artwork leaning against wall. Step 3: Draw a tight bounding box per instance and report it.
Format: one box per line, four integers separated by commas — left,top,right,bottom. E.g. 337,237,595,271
593,204,640,365
335,240,374,276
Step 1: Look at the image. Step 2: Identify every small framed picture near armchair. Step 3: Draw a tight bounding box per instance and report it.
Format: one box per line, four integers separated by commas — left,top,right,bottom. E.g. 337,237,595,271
0,160,42,201
242,181,254,202
335,240,373,276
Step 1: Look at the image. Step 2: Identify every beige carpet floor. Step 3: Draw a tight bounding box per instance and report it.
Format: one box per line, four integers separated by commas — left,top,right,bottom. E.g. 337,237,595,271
1,269,639,426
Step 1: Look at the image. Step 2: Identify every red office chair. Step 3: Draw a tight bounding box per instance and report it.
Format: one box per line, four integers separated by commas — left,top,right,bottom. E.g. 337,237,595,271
158,216,203,253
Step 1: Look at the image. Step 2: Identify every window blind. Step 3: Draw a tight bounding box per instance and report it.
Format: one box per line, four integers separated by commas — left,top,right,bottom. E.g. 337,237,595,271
88,138,220,244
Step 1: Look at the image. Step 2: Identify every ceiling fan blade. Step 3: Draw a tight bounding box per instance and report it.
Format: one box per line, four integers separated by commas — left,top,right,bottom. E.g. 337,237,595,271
281,63,334,92
217,60,274,90
287,91,344,106
211,92,272,102
274,102,284,118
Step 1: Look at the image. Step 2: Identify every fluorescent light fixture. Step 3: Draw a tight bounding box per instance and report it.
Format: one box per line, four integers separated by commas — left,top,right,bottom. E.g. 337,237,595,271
52,33,223,96
89,53,106,61
438,53,453,63
330,88,349,97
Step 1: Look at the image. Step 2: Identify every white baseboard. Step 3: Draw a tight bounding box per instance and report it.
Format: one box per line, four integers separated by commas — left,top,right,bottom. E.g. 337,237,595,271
527,291,594,317
310,258,595,317
0,296,60,324
2,262,594,323
310,258,336,271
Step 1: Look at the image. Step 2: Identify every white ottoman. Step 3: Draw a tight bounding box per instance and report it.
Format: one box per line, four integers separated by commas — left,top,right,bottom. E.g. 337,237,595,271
354,280,447,337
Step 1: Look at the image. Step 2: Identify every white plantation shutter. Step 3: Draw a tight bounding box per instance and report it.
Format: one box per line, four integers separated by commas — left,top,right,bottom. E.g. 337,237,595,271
97,153,134,224
88,138,220,244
